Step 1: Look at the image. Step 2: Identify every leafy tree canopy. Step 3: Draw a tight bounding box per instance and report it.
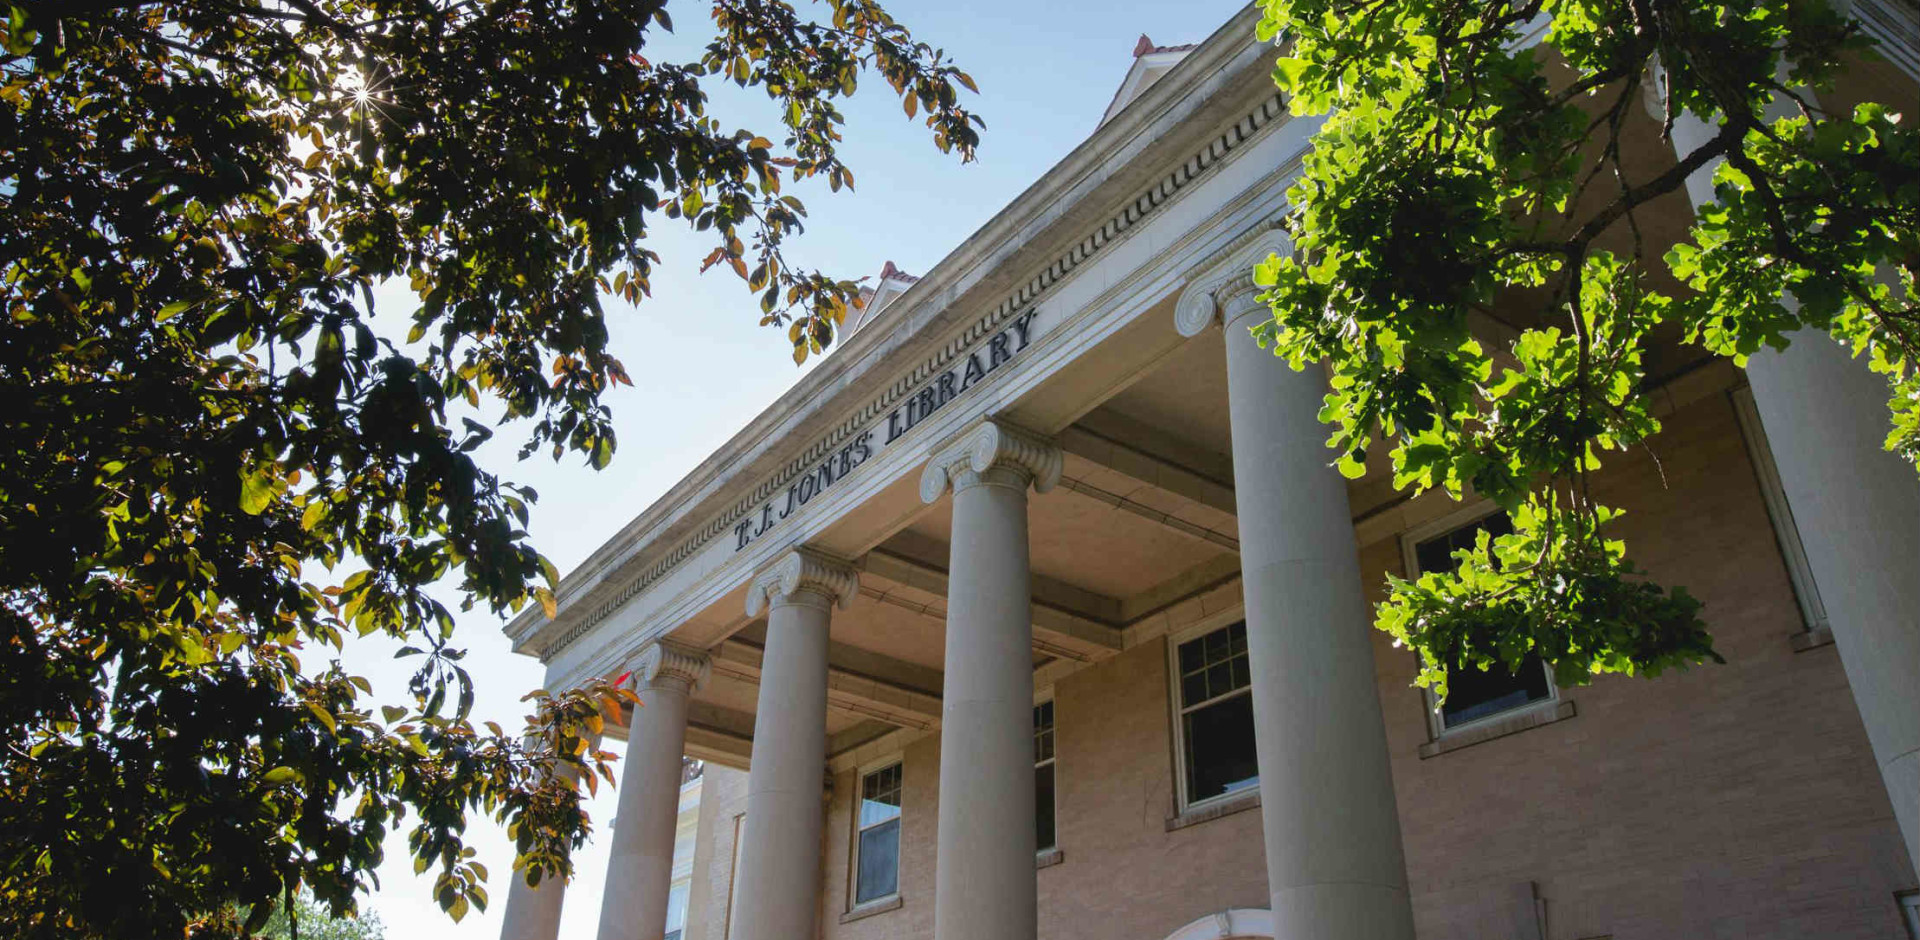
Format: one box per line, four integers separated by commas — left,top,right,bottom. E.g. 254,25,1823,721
0,0,977,937
1253,0,1915,698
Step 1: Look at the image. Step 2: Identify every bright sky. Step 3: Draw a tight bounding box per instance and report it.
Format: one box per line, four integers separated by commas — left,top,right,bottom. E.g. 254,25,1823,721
340,2,1251,936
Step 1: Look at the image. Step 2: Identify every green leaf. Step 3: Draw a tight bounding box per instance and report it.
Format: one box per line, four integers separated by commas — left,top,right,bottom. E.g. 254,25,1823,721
239,467,275,515
262,767,303,788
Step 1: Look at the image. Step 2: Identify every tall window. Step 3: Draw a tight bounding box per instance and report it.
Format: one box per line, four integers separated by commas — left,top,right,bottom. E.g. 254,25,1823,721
1900,890,1920,939
1408,511,1555,731
1174,621,1258,807
1034,700,1056,852
853,763,902,906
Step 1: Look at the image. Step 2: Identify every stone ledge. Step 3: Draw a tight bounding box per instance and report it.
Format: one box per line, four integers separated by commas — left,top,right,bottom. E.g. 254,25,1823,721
1165,788,1261,832
1419,699,1578,760
1790,625,1835,652
1036,847,1065,870
838,896,903,925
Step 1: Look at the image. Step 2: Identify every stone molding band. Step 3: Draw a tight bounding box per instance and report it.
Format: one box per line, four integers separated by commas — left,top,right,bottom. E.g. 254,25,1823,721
919,418,1064,504
744,548,861,617
629,641,712,694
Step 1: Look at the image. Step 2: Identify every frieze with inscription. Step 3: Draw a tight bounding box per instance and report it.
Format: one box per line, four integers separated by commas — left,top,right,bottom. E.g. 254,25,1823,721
733,309,1039,552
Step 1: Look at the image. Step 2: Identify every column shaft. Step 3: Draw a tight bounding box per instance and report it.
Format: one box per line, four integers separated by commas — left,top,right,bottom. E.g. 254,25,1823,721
596,649,700,940
729,592,832,940
501,728,596,940
933,467,1038,940
1671,111,1920,868
1221,295,1415,940
500,842,569,940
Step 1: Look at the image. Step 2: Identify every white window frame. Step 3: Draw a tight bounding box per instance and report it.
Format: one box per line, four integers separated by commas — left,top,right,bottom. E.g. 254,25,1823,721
722,812,745,940
848,756,904,911
1400,501,1560,740
1033,694,1057,854
1900,890,1919,939
1166,608,1259,813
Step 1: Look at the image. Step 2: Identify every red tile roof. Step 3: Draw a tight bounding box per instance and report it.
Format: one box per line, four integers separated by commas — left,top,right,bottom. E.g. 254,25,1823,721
1133,33,1198,58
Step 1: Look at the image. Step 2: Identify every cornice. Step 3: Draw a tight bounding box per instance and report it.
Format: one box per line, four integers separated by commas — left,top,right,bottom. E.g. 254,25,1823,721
514,9,1290,661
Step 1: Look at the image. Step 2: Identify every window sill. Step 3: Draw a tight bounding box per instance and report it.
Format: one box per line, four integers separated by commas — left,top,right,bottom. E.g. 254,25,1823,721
1165,788,1261,832
1419,699,1576,759
1791,625,1835,652
1036,847,1064,870
839,896,902,924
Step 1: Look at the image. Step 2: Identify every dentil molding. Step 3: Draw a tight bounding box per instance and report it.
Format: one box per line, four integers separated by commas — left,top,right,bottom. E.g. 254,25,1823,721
744,548,861,616
919,418,1063,503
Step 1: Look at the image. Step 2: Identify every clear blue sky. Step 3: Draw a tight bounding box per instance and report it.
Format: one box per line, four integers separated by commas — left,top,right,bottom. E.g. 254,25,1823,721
344,2,1252,935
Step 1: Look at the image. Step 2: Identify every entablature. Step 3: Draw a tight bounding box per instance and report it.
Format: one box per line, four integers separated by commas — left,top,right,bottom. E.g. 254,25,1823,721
510,6,1305,679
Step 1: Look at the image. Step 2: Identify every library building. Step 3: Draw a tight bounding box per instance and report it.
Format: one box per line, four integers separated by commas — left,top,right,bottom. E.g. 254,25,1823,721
498,5,1920,939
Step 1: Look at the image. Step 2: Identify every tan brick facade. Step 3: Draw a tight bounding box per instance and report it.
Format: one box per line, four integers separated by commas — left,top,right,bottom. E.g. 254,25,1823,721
680,393,1918,940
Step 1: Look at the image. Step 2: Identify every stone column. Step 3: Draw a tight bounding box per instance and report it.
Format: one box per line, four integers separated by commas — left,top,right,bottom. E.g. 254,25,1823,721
729,549,859,940
920,419,1062,940
1176,259,1416,940
1667,109,1920,869
500,751,584,940
500,869,568,940
596,643,710,940
501,690,602,940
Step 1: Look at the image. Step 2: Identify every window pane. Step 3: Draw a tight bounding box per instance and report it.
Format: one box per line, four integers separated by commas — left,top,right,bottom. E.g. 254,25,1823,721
859,764,901,828
1178,637,1203,674
859,794,900,828
1033,701,1054,763
1177,622,1252,708
1414,512,1514,576
666,884,689,931
1205,627,1230,660
1440,653,1551,727
1183,692,1259,803
1035,763,1056,851
1206,662,1232,700
855,818,900,904
1180,670,1208,708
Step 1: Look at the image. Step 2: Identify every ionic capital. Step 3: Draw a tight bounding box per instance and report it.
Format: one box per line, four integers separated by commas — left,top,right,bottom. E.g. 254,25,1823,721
1175,230,1291,336
919,417,1062,503
628,641,711,694
744,548,860,617
1174,272,1231,336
